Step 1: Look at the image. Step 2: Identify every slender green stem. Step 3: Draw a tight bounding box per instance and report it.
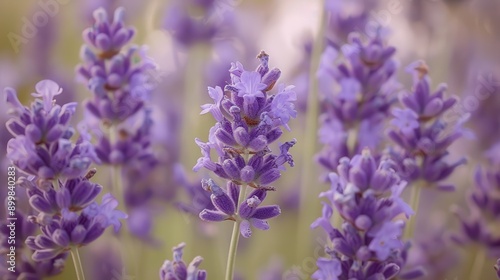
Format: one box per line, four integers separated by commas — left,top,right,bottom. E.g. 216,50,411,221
469,247,486,280
225,185,247,280
225,152,250,280
71,247,86,280
295,0,327,262
404,182,422,239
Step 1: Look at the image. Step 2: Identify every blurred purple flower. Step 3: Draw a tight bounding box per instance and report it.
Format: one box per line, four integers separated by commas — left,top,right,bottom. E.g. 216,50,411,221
388,61,467,189
159,242,207,280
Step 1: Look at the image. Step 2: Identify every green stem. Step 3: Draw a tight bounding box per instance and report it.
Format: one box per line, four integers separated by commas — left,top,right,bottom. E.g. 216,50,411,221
224,185,247,280
469,247,486,280
71,247,85,280
225,152,250,280
295,0,327,262
404,182,422,239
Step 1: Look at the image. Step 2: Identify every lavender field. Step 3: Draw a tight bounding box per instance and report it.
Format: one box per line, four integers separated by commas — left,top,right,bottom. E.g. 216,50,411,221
1,0,500,279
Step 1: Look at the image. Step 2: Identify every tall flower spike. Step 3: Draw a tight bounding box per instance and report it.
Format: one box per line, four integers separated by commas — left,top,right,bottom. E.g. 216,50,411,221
388,61,468,189
317,34,400,174
194,52,295,280
77,6,156,124
195,52,295,219
77,7,158,240
159,243,207,280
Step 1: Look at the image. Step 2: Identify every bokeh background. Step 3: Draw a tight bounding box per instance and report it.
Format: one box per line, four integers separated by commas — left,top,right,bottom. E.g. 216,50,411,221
1,0,499,279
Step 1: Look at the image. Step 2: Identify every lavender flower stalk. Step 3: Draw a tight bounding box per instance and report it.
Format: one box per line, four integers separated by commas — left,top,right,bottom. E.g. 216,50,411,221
387,61,468,238
311,149,423,279
194,52,296,280
76,7,158,251
317,34,398,173
4,80,126,280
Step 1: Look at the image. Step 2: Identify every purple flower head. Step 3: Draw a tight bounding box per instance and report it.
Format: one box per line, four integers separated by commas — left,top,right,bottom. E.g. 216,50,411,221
159,242,207,280
317,34,399,173
83,7,135,58
26,171,102,218
194,52,296,190
5,80,73,142
312,149,413,279
199,181,281,238
319,34,398,124
78,45,156,123
5,80,97,180
468,145,500,220
25,200,124,261
77,6,156,124
452,146,500,255
388,61,467,188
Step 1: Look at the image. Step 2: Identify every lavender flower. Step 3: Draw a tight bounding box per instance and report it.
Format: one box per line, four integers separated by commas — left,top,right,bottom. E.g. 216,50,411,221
159,242,207,280
76,7,157,167
76,7,159,244
198,179,281,238
4,80,96,180
387,61,467,189
451,143,500,256
194,52,295,236
317,34,399,173
312,149,423,279
26,194,125,261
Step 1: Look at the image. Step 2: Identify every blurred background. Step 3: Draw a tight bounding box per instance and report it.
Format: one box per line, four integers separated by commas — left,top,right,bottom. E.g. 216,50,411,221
0,0,499,279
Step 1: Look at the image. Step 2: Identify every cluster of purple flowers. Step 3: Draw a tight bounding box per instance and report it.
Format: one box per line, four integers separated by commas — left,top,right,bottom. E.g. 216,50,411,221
311,149,423,279
387,61,467,190
451,143,500,255
159,242,207,280
2,80,126,277
317,34,399,173
76,7,160,241
76,7,156,169
194,51,296,237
